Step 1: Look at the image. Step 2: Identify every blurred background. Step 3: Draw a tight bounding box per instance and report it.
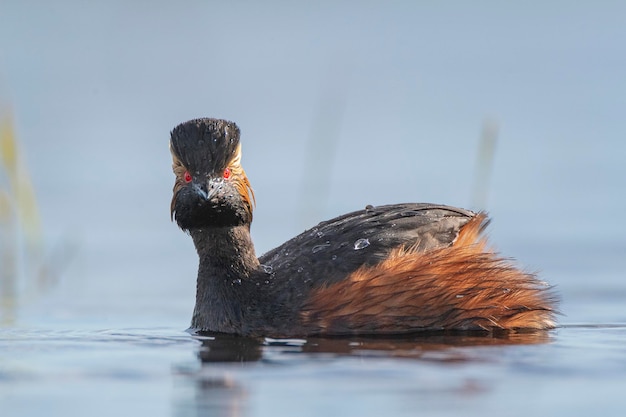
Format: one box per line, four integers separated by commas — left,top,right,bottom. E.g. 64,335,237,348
1,1,625,329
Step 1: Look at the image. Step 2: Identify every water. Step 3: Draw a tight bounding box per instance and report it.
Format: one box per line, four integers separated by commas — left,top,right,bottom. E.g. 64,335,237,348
353,238,370,250
311,244,330,254
2,324,626,417
2,2,626,417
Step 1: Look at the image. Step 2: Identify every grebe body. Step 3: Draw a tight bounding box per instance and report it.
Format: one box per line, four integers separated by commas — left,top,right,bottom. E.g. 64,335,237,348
169,118,556,337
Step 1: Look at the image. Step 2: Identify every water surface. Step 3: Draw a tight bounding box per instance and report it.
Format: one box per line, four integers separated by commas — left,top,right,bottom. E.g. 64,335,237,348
2,322,626,417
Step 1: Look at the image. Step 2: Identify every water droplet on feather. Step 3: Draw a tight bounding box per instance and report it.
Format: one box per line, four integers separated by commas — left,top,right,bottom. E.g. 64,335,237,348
354,238,370,250
312,244,330,253
261,264,273,274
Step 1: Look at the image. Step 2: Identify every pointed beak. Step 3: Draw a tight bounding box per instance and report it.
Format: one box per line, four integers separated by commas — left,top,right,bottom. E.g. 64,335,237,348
194,178,223,202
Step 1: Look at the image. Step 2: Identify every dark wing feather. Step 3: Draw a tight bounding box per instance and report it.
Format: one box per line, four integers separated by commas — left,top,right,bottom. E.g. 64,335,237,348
258,203,475,288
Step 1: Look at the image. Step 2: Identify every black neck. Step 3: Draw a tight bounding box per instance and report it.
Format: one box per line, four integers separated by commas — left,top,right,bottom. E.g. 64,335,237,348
189,225,259,333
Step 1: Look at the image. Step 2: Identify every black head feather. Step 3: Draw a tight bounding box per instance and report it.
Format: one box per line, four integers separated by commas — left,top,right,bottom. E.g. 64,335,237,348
170,118,240,176
170,118,254,230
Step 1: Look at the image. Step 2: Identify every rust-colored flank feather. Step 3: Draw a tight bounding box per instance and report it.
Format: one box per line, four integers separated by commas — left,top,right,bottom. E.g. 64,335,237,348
302,214,556,334
169,117,558,337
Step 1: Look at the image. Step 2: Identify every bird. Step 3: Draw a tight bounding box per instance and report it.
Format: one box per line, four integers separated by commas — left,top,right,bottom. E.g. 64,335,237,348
169,117,557,337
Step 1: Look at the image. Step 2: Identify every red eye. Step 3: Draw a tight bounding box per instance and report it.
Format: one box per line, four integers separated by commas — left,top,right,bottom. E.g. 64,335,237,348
223,167,231,179
183,171,192,183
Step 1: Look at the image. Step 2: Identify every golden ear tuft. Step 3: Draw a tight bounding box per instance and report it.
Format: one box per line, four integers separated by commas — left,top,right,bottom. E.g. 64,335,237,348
227,144,255,211
170,144,189,221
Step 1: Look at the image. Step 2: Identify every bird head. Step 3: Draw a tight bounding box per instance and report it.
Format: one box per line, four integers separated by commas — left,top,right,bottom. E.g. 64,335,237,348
170,118,255,231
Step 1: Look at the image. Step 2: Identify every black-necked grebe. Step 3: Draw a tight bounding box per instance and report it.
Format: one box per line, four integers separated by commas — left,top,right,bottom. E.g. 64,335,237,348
169,118,556,337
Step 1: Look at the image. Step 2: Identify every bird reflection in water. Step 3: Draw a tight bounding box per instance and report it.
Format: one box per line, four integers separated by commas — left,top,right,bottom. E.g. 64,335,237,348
174,330,552,416
195,330,551,364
